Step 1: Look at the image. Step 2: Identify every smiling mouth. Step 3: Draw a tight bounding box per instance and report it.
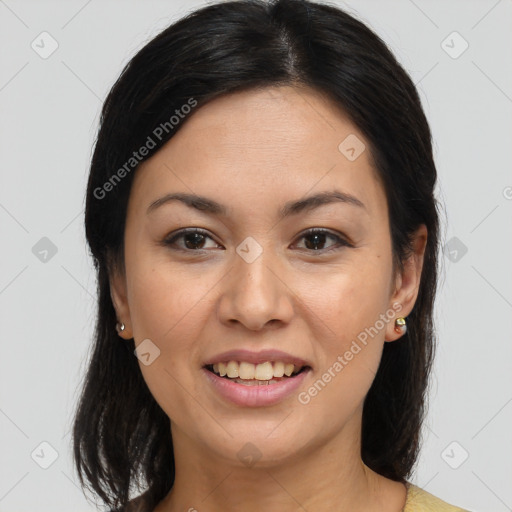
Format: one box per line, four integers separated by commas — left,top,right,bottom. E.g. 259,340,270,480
204,361,310,386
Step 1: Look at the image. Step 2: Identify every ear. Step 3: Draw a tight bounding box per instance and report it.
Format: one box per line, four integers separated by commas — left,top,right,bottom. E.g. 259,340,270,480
385,224,428,342
108,255,133,340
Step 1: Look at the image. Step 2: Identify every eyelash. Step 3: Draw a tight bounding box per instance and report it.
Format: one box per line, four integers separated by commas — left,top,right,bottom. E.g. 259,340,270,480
162,227,353,254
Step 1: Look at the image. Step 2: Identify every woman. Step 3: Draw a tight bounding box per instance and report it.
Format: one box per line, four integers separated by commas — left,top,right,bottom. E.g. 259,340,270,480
72,0,470,510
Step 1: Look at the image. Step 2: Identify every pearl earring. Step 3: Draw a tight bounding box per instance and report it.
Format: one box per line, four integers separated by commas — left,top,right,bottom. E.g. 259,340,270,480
116,322,125,333
394,317,407,335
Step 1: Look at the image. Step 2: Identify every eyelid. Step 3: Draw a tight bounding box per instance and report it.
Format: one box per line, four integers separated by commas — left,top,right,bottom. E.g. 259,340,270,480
297,227,354,250
162,227,221,250
162,227,353,253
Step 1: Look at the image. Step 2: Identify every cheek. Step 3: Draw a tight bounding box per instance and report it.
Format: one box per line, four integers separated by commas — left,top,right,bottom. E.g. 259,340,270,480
125,240,216,340
125,258,215,413
304,255,392,339
131,276,213,358
300,254,392,394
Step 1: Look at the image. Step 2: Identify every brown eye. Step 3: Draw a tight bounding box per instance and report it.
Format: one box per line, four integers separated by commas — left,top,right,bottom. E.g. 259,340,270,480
295,228,352,252
163,228,221,251
162,227,352,254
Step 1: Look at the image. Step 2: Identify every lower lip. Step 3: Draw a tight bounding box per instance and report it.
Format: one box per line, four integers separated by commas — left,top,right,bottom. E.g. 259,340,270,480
201,367,311,407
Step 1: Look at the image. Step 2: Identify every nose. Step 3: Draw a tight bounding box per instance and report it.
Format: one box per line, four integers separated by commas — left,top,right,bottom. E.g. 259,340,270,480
217,243,294,331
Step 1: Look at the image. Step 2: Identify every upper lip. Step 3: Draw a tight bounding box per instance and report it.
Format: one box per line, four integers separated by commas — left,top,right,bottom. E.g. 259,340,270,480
203,349,312,369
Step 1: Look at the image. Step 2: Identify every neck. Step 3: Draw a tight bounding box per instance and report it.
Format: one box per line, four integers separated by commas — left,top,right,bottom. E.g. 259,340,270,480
155,413,406,512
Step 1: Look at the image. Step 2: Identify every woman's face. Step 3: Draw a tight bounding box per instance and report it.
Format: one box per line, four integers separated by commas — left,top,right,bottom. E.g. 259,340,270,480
110,85,425,468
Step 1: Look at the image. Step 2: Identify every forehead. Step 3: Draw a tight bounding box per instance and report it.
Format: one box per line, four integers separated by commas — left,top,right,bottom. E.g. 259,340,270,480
161,85,365,160
129,85,385,219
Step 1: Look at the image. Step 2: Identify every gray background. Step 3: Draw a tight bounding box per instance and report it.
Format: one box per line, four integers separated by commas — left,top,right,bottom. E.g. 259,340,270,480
1,1,511,511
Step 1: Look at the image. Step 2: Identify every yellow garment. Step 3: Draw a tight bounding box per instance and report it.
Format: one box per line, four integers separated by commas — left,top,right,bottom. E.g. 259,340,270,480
403,482,470,511
124,482,472,511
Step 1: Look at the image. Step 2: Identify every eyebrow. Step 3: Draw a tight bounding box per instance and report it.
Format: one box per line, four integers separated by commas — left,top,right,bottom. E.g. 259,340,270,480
146,190,366,219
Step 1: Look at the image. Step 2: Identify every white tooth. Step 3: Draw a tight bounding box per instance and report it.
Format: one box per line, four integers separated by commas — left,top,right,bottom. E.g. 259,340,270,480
255,362,274,380
214,360,302,379
239,361,255,379
273,361,285,378
218,361,227,377
284,363,295,377
226,360,239,378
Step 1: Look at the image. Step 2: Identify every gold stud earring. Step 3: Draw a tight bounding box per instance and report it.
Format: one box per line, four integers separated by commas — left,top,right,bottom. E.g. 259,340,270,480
394,317,407,335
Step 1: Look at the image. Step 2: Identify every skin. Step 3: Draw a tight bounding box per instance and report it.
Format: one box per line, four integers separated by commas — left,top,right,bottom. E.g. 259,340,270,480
110,85,427,512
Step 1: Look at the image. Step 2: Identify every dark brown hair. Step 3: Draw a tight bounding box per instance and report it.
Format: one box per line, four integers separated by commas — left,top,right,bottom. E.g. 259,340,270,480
72,1,439,510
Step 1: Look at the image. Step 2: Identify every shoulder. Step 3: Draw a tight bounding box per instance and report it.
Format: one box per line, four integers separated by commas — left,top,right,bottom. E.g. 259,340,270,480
403,482,471,512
